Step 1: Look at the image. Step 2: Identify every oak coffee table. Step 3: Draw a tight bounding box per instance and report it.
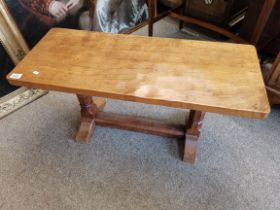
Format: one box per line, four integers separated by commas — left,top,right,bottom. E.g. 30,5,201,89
7,28,270,163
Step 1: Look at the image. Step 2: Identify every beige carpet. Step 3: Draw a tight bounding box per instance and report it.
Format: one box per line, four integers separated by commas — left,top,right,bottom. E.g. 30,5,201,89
1,18,280,210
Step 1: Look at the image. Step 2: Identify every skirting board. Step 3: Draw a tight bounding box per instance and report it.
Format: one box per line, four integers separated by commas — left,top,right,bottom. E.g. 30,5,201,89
0,87,48,119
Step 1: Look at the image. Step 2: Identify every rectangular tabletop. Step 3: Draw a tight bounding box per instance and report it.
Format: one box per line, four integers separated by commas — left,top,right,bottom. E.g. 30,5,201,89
7,28,270,119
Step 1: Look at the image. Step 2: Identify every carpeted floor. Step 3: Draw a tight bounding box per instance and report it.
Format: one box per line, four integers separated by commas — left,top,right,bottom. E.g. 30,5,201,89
1,18,280,210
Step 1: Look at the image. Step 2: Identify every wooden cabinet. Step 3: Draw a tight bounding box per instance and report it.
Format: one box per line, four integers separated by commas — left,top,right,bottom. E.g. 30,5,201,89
240,0,280,56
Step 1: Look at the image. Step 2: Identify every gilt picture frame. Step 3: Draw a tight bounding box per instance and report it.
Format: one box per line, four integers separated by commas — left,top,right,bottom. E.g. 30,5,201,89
0,0,47,119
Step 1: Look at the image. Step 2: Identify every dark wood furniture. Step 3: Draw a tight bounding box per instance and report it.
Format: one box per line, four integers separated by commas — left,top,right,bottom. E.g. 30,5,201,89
182,0,246,26
146,0,279,55
7,28,270,163
240,0,279,55
266,53,280,105
241,0,277,45
146,0,248,43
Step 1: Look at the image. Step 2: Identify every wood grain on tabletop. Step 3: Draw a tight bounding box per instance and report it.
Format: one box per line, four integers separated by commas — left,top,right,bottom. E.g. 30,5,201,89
7,28,270,119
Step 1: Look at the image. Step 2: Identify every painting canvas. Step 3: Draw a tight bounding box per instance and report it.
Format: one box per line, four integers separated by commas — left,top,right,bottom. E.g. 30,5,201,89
5,0,93,48
6,0,148,47
0,44,16,97
0,0,30,97
0,0,48,118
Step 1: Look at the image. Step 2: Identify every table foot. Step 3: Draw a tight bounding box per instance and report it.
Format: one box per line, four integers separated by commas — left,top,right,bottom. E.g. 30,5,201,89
183,110,205,163
75,95,106,143
76,117,95,143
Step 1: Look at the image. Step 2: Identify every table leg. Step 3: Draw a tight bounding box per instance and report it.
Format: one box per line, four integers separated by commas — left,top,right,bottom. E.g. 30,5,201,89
179,0,187,30
148,0,155,36
75,95,106,143
183,110,205,163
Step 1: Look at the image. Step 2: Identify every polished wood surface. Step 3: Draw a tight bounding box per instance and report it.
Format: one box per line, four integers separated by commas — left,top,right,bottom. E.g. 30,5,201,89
6,28,271,163
8,28,269,119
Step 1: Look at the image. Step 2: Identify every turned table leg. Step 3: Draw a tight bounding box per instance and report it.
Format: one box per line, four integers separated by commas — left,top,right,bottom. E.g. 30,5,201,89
75,95,106,143
183,110,205,163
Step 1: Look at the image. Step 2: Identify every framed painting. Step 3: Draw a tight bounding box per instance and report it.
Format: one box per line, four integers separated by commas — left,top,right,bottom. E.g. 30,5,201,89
0,0,47,119
4,0,147,38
